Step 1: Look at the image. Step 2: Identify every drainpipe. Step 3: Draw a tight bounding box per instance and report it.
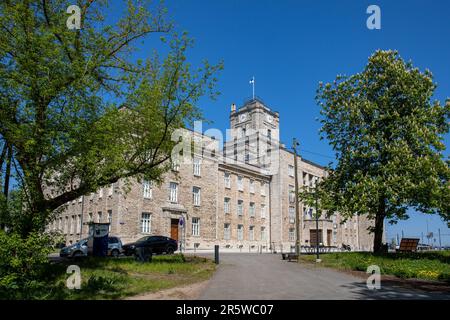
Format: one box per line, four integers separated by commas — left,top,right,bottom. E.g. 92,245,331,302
268,177,272,252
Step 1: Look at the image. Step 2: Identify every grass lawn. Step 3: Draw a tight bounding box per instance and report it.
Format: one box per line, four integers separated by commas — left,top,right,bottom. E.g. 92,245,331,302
43,254,215,299
299,251,450,283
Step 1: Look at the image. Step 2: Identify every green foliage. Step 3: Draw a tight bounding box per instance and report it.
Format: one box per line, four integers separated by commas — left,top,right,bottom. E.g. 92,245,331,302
0,230,56,299
304,50,450,252
0,1,222,235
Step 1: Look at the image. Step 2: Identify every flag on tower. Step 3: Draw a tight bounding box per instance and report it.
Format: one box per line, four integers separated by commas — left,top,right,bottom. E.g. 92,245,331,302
249,76,255,99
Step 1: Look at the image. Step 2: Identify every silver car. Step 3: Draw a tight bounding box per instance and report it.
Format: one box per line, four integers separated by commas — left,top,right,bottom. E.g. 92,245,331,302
59,236,123,258
60,238,88,258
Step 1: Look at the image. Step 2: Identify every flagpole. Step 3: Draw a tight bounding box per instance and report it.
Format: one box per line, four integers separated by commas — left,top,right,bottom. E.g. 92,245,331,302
252,76,255,100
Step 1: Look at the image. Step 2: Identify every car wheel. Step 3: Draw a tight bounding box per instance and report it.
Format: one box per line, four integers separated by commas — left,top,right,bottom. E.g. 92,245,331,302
111,249,120,258
166,247,174,255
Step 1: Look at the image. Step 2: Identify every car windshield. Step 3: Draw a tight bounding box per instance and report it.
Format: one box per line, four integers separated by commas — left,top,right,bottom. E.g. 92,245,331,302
75,239,88,246
136,236,150,242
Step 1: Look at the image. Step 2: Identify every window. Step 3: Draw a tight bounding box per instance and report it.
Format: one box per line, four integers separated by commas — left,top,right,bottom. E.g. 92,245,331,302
261,204,266,219
143,180,152,199
289,206,295,224
169,182,178,203
288,165,294,177
237,200,243,216
79,196,83,203
64,217,68,234
237,176,243,191
237,224,244,241
108,184,114,196
261,182,266,196
97,211,102,223
249,226,255,241
224,172,231,188
289,228,295,242
192,217,200,236
70,216,75,234
289,185,295,203
193,157,201,176
249,202,255,217
260,226,267,241
267,129,272,141
88,213,92,223
98,188,103,198
224,197,231,214
224,223,231,240
108,210,112,232
193,187,201,206
141,213,151,234
171,159,180,172
249,179,255,193
77,215,81,234
59,217,62,231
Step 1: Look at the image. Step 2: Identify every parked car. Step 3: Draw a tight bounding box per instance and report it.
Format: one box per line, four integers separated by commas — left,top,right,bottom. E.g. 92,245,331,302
123,236,178,256
107,236,123,257
60,238,88,258
59,236,123,258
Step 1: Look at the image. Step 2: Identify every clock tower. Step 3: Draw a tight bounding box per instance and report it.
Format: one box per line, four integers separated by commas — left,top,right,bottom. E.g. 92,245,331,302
225,98,280,168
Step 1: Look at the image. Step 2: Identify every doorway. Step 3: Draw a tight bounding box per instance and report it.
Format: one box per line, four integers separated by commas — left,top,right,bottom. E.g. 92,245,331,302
170,219,179,241
309,229,323,247
327,230,332,246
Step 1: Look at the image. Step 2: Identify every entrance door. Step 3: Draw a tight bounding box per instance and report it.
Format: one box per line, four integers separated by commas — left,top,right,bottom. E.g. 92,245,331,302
309,229,323,247
170,219,179,241
327,230,332,246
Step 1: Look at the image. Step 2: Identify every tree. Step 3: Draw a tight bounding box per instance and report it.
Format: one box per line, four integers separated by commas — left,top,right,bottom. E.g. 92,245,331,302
0,0,222,236
310,50,449,253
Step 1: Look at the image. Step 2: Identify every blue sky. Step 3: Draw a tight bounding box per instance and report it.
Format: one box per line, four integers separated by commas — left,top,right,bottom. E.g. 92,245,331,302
115,1,450,244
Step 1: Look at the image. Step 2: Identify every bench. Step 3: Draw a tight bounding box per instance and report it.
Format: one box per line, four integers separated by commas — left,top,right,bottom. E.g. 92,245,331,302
281,253,299,261
397,238,419,253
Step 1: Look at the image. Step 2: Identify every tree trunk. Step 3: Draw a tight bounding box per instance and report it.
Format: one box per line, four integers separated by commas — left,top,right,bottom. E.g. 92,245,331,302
373,214,385,254
373,196,386,254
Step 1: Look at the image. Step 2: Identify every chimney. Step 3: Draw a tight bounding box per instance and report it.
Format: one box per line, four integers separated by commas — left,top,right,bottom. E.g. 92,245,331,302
231,103,236,113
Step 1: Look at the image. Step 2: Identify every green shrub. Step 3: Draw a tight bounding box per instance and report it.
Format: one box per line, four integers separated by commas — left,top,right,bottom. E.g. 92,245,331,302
85,275,119,292
0,231,54,299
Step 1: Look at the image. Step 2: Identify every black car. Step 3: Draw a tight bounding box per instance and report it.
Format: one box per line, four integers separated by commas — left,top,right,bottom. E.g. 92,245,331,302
122,236,178,256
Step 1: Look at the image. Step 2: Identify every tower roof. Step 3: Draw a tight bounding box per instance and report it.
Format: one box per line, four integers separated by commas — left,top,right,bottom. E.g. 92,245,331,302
235,96,279,117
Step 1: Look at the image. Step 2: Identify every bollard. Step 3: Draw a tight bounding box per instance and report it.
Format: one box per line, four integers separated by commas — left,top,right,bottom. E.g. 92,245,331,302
214,245,219,264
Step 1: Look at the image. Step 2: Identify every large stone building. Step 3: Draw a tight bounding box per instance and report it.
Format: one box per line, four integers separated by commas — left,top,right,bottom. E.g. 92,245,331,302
51,98,374,252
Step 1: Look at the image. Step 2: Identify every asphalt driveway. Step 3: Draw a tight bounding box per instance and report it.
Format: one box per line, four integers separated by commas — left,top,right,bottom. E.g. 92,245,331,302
197,253,450,300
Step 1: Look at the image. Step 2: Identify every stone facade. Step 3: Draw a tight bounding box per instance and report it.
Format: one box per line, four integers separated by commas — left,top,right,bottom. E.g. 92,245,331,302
52,98,375,252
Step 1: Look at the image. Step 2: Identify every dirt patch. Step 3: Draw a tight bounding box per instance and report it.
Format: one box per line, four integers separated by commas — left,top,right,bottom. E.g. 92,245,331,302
125,280,210,300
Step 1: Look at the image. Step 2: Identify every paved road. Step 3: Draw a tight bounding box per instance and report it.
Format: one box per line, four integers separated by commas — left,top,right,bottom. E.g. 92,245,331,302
198,253,450,300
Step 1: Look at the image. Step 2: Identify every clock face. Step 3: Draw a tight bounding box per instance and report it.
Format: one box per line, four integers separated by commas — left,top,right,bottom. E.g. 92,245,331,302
239,113,247,122
266,114,273,123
